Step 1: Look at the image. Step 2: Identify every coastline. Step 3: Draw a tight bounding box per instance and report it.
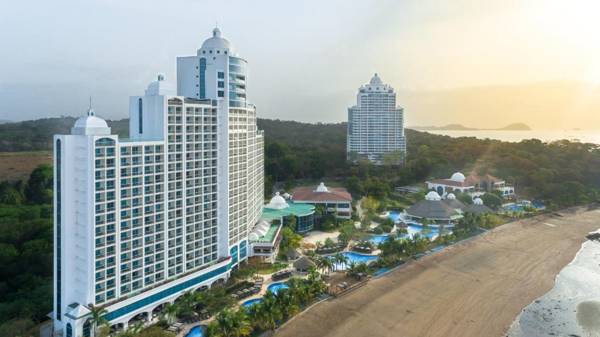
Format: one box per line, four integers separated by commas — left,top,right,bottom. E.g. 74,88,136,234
508,233,600,337
274,206,600,337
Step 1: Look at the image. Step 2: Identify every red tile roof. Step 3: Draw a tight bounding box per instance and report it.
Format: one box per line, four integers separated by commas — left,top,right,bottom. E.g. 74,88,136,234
291,186,352,202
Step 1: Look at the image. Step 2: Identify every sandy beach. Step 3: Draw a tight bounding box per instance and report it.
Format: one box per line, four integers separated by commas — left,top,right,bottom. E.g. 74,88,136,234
508,229,600,337
275,206,600,337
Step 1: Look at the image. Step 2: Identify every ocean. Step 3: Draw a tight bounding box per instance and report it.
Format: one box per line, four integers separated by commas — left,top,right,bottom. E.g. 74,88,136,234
420,129,600,144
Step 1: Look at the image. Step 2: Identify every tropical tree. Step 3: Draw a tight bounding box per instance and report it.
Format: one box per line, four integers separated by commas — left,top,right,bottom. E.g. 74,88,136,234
315,256,333,275
346,262,369,279
286,278,311,306
161,302,179,325
251,292,282,332
331,252,348,272
279,227,302,255
115,322,143,337
176,291,196,318
207,308,252,337
87,304,108,336
306,267,327,296
274,289,300,320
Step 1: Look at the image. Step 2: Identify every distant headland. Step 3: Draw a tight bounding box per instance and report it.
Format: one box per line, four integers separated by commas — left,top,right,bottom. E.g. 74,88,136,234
411,123,531,131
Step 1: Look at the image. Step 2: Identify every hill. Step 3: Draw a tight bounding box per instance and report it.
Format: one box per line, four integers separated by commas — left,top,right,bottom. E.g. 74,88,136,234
497,123,531,130
0,117,129,152
412,123,531,131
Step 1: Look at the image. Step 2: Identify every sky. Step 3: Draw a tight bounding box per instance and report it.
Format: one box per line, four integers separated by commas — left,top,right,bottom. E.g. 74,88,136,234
1,0,600,128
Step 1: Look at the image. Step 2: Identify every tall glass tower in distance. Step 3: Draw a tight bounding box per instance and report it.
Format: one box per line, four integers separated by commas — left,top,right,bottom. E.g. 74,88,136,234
346,73,406,165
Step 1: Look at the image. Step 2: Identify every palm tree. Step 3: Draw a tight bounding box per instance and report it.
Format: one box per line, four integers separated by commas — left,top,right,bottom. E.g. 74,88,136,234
207,308,252,337
306,268,327,296
286,278,311,306
332,252,348,272
274,289,300,320
115,322,143,337
255,292,282,331
162,302,179,325
177,291,196,317
316,256,334,275
88,304,108,336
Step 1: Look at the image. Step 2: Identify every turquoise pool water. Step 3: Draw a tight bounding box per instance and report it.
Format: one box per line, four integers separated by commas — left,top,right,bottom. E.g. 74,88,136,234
267,282,289,295
184,325,206,337
241,298,262,308
388,211,402,223
369,234,390,245
331,251,378,270
503,203,525,212
369,224,446,245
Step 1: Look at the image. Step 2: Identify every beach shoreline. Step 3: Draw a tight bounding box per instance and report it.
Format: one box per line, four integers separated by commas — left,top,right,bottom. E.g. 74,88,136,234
508,233,600,337
274,205,600,337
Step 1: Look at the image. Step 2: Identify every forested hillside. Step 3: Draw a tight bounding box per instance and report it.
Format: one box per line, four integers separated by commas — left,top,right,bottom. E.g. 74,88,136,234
0,118,129,152
0,117,599,335
1,116,599,206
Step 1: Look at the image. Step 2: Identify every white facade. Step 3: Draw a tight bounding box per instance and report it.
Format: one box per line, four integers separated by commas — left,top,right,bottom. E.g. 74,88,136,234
53,28,264,337
347,73,406,165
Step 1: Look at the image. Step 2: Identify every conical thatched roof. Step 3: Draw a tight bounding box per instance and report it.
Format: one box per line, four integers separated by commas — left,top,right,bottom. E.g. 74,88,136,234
464,203,493,215
442,198,466,211
406,200,460,220
293,256,316,271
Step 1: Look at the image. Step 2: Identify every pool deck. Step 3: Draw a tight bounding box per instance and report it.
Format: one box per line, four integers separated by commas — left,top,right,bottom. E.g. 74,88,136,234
274,205,600,337
302,230,340,246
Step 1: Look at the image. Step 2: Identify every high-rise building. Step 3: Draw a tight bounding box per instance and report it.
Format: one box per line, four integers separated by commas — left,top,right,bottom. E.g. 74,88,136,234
52,28,263,336
346,73,406,164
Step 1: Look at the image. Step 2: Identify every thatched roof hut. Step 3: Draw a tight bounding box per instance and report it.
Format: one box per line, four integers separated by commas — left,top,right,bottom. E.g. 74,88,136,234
293,256,316,272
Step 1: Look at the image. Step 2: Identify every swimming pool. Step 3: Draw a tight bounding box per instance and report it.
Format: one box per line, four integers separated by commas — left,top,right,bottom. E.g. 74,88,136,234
369,234,390,245
184,325,206,337
331,251,378,270
267,282,289,295
241,298,262,308
369,224,447,245
388,211,403,223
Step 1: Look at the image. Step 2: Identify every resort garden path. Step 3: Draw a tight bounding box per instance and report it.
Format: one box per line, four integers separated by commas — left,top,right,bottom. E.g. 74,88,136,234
275,206,600,337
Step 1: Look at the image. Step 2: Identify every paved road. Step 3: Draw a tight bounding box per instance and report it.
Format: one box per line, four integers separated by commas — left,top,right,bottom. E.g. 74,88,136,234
275,206,600,337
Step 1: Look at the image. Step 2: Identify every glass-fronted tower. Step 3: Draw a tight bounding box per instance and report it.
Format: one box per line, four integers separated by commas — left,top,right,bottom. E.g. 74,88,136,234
53,28,264,336
346,73,406,165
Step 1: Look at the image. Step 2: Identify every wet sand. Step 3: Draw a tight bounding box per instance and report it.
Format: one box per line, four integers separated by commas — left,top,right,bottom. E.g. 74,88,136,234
275,206,600,337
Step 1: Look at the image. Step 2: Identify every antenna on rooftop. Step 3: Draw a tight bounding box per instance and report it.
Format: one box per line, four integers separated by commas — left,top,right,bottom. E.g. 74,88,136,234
87,96,95,116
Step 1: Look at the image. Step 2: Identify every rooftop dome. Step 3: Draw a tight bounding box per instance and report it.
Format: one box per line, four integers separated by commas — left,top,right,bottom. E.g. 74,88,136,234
369,73,383,86
200,27,235,54
315,182,329,193
473,198,484,205
446,193,456,200
425,190,442,201
71,104,111,136
450,172,466,182
266,192,289,210
145,74,176,96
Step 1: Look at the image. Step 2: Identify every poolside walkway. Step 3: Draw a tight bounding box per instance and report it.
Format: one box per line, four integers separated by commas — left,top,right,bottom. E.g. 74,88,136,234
274,205,600,337
302,230,340,246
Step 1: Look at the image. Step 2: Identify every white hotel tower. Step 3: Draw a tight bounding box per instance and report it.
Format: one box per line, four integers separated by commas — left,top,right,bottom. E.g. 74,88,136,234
346,73,406,165
52,28,264,336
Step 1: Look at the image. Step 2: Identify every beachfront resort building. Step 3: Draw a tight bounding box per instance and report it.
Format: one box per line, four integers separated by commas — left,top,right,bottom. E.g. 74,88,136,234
52,28,264,336
246,193,316,262
291,182,352,219
346,73,406,165
405,191,464,225
405,192,492,226
260,193,315,233
426,172,515,199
